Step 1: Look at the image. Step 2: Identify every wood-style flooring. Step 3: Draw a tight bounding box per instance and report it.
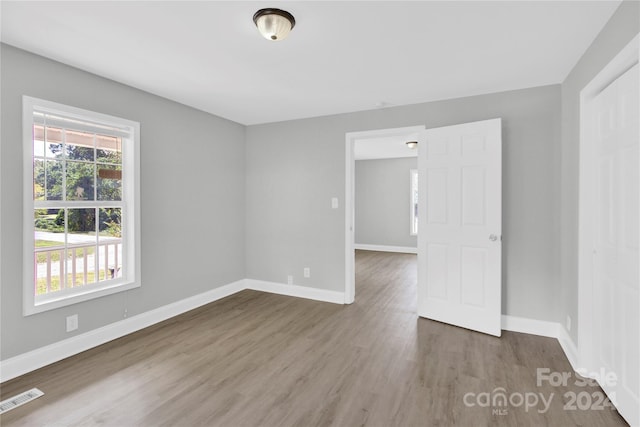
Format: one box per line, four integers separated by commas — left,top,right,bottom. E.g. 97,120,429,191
0,250,628,426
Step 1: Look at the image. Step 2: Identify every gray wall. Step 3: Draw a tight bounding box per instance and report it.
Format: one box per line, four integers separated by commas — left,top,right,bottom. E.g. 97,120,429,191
559,1,640,343
355,157,417,248
7,2,633,360
0,44,246,360
246,85,562,321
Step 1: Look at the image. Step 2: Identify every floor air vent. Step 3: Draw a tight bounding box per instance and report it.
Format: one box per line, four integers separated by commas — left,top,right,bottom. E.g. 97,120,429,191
0,388,44,414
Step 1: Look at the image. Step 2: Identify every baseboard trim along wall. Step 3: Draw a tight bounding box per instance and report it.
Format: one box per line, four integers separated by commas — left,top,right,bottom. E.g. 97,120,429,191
354,244,418,254
0,280,246,383
1,287,576,383
0,278,345,382
501,315,579,371
245,279,346,305
556,326,579,371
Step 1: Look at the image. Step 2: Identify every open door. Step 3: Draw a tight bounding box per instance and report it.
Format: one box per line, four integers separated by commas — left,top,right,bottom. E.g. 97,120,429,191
417,118,502,336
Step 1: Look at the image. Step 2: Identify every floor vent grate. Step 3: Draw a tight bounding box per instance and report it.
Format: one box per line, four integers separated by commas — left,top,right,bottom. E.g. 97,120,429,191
0,388,44,414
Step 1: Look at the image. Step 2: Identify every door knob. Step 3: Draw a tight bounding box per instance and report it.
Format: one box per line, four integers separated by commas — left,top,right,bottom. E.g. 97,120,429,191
489,234,499,241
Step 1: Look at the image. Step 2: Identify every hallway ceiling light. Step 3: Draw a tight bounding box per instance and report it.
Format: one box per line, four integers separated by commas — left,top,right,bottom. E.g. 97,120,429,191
406,141,418,149
253,8,296,41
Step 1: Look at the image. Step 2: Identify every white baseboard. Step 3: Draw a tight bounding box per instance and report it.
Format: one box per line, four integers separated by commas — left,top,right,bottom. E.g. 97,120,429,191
0,279,246,383
354,244,417,254
502,315,579,371
557,325,579,371
245,279,345,305
501,314,559,338
1,279,344,382
1,287,578,384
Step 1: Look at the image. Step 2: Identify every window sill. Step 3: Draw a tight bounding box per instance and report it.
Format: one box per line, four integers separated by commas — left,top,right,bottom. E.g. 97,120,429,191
25,280,140,316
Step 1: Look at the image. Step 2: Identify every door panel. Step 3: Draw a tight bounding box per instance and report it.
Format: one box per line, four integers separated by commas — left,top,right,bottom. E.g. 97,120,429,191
461,167,486,225
417,118,502,336
426,168,448,223
460,246,486,307
426,244,448,299
591,63,639,425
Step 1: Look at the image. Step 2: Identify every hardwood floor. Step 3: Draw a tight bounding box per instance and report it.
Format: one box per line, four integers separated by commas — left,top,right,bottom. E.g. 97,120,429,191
1,250,628,426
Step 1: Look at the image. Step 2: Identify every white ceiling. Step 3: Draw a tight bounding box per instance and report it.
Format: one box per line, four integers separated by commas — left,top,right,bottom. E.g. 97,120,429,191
1,1,621,125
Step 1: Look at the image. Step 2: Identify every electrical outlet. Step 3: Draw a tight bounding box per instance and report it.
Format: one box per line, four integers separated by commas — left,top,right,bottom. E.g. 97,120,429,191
287,275,293,285
66,314,78,332
303,268,310,278
566,315,572,332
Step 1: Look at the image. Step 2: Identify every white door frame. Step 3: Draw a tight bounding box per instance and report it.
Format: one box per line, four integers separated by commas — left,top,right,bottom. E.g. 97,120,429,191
578,33,638,370
344,125,425,304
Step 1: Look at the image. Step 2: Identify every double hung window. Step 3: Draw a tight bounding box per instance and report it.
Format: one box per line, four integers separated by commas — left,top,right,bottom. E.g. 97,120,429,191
23,97,140,315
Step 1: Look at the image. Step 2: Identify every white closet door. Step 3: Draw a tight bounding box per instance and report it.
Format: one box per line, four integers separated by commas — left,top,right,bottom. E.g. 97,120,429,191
592,63,639,426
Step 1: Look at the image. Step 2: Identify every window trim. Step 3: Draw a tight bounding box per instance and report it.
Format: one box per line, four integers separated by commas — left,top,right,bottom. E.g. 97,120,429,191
23,96,141,316
410,168,418,236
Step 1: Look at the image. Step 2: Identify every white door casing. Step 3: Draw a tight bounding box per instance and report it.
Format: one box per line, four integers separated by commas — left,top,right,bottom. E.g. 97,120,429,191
586,62,639,426
417,118,502,336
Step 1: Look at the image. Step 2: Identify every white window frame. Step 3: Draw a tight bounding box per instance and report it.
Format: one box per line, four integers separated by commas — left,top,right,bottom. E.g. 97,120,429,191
23,96,141,315
410,168,418,236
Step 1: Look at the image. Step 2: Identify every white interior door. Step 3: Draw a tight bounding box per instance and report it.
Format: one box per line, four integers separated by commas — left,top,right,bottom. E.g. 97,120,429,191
590,63,639,426
417,118,502,336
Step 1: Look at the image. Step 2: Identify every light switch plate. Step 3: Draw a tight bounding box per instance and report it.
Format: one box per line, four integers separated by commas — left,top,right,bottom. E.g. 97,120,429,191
331,197,339,209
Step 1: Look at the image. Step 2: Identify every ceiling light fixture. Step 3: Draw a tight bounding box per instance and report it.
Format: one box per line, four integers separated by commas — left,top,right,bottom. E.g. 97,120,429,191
253,8,296,41
406,141,418,149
